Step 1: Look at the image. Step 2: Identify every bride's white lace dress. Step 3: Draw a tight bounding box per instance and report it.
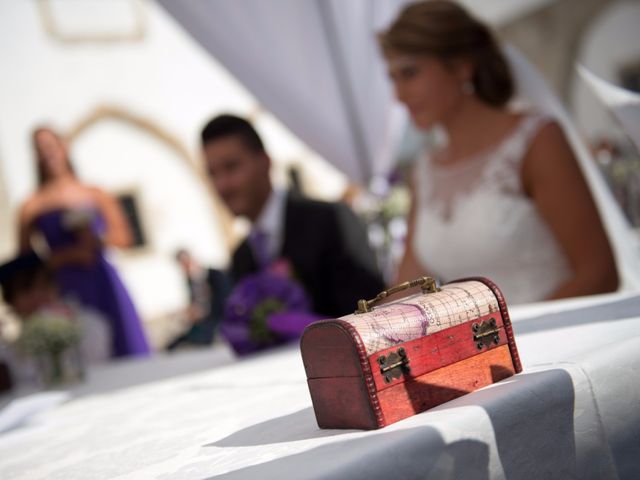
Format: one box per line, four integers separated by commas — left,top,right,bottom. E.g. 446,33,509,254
412,112,572,304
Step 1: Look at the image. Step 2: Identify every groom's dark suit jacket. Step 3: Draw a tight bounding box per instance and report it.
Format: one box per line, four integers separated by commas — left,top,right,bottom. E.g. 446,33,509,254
230,194,385,318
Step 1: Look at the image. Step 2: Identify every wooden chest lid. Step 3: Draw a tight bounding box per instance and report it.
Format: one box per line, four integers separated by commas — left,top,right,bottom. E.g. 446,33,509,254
339,279,502,355
301,276,522,374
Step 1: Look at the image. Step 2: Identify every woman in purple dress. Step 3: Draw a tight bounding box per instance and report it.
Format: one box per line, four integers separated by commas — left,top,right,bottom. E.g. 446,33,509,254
17,126,150,357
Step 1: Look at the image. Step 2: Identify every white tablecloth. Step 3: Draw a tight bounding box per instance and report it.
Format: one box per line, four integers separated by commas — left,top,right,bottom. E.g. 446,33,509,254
1,293,639,479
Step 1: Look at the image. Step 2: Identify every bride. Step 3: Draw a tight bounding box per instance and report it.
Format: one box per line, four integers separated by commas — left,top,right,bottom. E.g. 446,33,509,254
380,0,617,304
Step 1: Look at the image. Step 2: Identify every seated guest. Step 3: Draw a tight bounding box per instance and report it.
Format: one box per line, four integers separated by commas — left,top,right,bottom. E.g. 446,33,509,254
166,249,231,350
201,114,385,318
0,252,111,374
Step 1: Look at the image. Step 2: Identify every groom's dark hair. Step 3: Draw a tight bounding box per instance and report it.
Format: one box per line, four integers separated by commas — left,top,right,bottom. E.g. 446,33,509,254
201,114,265,154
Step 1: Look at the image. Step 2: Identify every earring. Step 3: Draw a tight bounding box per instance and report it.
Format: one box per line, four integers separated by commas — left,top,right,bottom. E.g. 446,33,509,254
462,80,475,95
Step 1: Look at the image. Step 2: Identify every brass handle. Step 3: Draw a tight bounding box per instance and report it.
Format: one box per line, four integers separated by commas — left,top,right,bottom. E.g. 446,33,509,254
355,276,440,314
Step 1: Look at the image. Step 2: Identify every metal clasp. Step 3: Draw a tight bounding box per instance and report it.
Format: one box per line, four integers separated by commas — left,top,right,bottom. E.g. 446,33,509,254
377,347,411,383
472,318,501,350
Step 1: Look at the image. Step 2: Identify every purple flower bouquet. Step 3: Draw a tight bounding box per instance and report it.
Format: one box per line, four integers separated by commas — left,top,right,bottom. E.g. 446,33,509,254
221,266,320,356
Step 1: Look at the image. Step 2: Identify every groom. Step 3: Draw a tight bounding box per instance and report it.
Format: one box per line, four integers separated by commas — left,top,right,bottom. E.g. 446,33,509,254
201,114,384,318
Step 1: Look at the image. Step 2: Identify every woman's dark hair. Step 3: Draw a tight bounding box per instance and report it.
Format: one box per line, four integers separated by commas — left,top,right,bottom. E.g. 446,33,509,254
379,0,514,107
200,114,265,153
32,127,76,186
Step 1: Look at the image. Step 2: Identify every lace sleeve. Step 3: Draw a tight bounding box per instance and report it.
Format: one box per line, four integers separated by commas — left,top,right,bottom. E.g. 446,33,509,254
483,113,555,196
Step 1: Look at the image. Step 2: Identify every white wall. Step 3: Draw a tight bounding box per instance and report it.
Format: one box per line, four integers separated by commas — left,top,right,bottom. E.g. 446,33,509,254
0,0,346,334
571,2,640,140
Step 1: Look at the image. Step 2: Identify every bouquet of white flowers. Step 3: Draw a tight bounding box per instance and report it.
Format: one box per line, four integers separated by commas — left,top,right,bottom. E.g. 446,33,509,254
18,310,84,386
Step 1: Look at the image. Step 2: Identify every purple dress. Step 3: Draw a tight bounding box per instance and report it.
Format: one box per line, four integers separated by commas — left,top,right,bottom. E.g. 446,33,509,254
35,208,150,357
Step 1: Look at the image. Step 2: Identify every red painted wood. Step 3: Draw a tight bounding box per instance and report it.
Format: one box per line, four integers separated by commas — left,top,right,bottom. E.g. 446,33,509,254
377,345,515,426
301,319,383,429
368,312,507,392
301,321,363,378
307,376,378,430
455,277,523,373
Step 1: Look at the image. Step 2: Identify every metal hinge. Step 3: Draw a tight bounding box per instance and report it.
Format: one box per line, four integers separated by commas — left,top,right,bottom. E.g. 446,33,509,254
377,347,411,383
472,318,501,350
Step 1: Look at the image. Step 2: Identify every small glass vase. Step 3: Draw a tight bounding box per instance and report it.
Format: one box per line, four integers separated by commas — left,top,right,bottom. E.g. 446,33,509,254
34,345,85,388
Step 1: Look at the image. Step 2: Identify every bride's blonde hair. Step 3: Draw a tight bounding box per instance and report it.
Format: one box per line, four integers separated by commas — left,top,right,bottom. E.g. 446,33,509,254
379,0,514,108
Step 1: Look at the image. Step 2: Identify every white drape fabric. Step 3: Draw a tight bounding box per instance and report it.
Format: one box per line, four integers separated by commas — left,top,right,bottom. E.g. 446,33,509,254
578,66,640,154
157,0,409,185
154,1,566,183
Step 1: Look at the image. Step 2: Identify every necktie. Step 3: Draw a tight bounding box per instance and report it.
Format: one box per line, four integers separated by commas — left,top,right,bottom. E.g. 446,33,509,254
249,228,270,269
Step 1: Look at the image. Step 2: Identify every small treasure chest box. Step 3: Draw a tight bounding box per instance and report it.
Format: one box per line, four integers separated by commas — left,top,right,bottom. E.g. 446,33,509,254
300,276,522,429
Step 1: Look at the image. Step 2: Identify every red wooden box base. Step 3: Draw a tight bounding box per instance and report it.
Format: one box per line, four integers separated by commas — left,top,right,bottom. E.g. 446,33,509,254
306,343,515,429
377,344,514,426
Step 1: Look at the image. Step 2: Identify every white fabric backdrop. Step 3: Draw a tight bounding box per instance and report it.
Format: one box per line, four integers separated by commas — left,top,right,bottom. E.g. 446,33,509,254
157,0,409,185
155,0,563,184
578,66,640,154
